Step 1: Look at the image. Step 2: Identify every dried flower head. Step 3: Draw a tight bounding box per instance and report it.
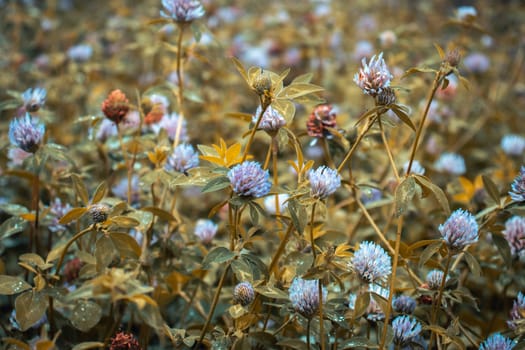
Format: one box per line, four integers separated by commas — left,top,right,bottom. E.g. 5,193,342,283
508,291,525,330
425,269,448,290
392,315,422,346
289,277,327,319
165,143,199,174
354,52,393,97
22,87,46,112
9,113,45,153
444,48,461,68
160,0,205,23
110,331,142,350
253,105,286,133
194,219,218,244
434,152,466,176
479,333,516,350
306,104,337,138
501,135,525,156
439,209,478,251
392,295,417,314
503,216,525,258
233,282,255,306
351,241,392,284
308,166,341,199
88,203,110,223
102,89,130,124
227,161,271,198
510,167,525,202
403,160,426,176
375,87,396,106
252,71,272,96
64,257,83,283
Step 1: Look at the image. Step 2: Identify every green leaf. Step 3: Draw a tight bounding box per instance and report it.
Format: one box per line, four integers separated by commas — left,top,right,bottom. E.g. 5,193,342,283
95,235,117,270
394,176,417,217
41,143,75,165
275,339,305,349
110,216,140,228
70,300,102,332
0,275,32,295
110,232,142,259
414,175,450,215
291,72,313,84
492,233,512,267
482,174,500,205
141,206,176,222
418,241,443,268
277,83,324,100
0,216,28,240
201,176,230,193
232,57,250,86
353,292,370,319
71,342,106,350
231,259,253,282
340,337,379,349
288,199,307,234
202,247,235,269
390,104,416,132
71,174,89,205
463,251,482,277
254,285,289,300
273,99,296,123
402,67,438,78
91,181,108,204
58,207,87,225
0,203,29,216
15,291,48,331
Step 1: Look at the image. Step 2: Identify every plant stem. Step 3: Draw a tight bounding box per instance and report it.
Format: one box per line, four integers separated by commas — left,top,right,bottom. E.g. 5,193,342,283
307,318,312,350
54,224,94,278
429,252,452,348
31,156,41,254
337,117,374,173
309,202,318,262
378,116,400,182
173,23,186,149
268,224,294,275
242,96,269,162
117,124,131,205
320,137,335,168
318,281,325,350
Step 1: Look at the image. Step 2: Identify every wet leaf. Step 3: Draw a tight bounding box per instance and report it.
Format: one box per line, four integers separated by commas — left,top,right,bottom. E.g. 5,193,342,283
228,304,247,318
0,203,29,216
394,176,417,217
202,247,235,269
0,275,32,295
15,291,48,331
201,176,230,193
414,175,450,215
231,258,253,282
70,300,102,332
0,216,28,240
110,216,140,228
135,302,164,329
91,181,108,204
254,285,288,300
41,143,75,164
340,336,379,349
19,253,45,267
95,235,117,270
59,207,87,225
276,339,306,349
288,199,307,234
71,342,105,350
353,292,370,319
110,232,141,259
71,174,89,205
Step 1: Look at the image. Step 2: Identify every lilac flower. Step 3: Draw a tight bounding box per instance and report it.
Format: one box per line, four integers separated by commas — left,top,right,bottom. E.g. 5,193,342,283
253,105,286,133
160,0,205,23
112,175,140,203
308,166,341,199
393,295,417,314
348,285,388,322
228,161,271,198
9,113,45,153
263,194,289,215
403,160,426,176
508,291,525,330
354,52,393,97
463,52,490,74
151,113,189,142
479,333,515,350
501,135,525,156
456,6,477,21
289,277,327,319
351,241,392,283
165,144,199,174
67,44,93,62
392,315,422,346
194,219,218,244
503,216,525,258
360,187,382,205
434,152,466,176
22,87,46,112
439,209,479,251
48,198,72,232
233,282,255,306
510,166,525,202
426,269,448,290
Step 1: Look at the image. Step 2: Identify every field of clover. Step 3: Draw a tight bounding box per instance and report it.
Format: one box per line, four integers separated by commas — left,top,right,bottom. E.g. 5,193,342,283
0,0,524,349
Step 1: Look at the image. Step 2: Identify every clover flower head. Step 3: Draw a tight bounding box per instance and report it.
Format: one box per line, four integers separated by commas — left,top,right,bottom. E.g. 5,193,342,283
253,105,286,133
289,277,327,319
508,291,525,330
152,112,189,142
393,295,417,314
351,241,392,283
9,113,45,153
110,331,141,350
464,52,490,74
439,209,479,251
67,44,93,62
510,166,525,202
392,315,422,346
306,104,337,138
88,203,111,223
233,282,255,306
426,269,448,290
354,52,393,97
479,333,515,350
194,219,218,244
308,166,341,199
501,135,525,156
403,160,426,176
160,0,205,23
101,89,129,124
112,175,140,203
228,161,271,198
360,187,382,205
503,216,525,258
22,87,46,112
434,152,466,176
165,143,199,174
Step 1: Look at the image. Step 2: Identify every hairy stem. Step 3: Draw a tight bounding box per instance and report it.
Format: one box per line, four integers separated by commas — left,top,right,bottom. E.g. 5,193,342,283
318,281,325,350
378,116,400,182
242,96,269,162
429,252,452,348
337,117,374,173
173,23,186,149
309,202,318,262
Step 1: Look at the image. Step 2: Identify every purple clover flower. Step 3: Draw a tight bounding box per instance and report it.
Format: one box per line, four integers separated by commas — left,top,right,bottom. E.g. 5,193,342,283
354,52,393,97
22,87,46,112
289,277,327,319
151,112,189,142
463,52,490,74
160,0,205,23
392,315,422,346
426,269,448,290
351,241,392,284
308,166,341,199
253,105,286,133
479,333,515,350
508,291,525,330
165,143,199,174
438,209,479,252
360,187,382,205
403,160,426,176
9,113,45,153
392,295,417,314
503,216,525,258
434,152,466,176
194,219,218,244
501,135,525,156
233,282,255,306
510,166,525,202
228,161,271,198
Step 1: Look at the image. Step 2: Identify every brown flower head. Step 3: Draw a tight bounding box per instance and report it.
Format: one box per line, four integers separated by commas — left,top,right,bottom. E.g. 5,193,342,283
64,257,83,283
306,104,337,138
102,89,130,124
110,332,142,350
